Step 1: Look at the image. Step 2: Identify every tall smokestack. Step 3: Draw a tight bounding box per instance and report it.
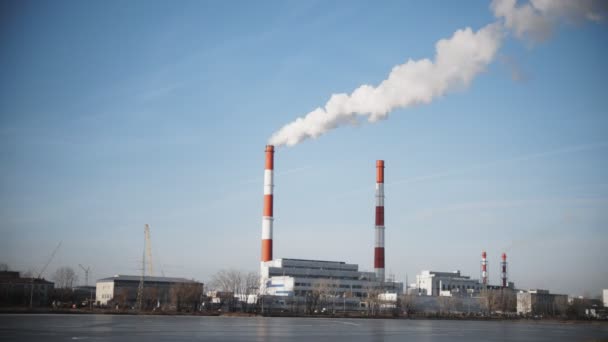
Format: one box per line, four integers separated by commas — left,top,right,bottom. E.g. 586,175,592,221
481,251,488,286
261,145,274,262
501,252,507,288
374,160,385,281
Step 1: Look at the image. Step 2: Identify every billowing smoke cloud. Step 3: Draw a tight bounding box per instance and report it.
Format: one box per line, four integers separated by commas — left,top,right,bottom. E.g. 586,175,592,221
491,0,606,42
269,24,502,147
269,1,605,147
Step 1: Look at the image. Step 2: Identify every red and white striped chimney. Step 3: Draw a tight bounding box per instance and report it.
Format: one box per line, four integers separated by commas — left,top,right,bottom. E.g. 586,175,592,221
481,251,488,286
261,145,274,262
374,160,385,281
501,252,507,288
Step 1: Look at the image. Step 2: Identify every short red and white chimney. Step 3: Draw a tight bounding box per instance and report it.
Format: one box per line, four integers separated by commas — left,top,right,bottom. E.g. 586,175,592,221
261,145,274,262
374,160,385,281
481,251,488,286
501,252,508,288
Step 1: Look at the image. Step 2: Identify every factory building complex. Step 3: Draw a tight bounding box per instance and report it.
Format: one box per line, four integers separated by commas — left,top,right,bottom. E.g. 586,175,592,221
85,144,578,316
258,146,403,309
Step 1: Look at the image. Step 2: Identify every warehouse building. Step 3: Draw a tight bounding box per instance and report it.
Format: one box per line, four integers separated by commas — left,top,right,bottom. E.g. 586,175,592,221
95,275,202,308
517,289,568,316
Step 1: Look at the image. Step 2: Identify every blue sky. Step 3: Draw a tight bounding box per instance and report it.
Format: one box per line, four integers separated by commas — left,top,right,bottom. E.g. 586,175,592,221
1,0,607,296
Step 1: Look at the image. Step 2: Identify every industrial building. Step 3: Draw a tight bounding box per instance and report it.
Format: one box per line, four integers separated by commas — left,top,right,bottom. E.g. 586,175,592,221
517,289,568,316
95,275,202,307
0,271,54,307
413,250,515,297
261,258,402,297
415,270,483,296
258,146,402,309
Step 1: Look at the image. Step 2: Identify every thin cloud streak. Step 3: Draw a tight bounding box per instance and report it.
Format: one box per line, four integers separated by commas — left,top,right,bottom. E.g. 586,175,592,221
330,141,608,200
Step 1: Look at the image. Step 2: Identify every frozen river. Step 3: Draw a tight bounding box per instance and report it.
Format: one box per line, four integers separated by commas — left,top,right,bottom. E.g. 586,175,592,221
1,314,607,341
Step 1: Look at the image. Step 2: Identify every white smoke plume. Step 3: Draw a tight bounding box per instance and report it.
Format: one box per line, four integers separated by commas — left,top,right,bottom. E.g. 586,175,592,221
491,0,606,42
269,24,502,147
269,1,605,147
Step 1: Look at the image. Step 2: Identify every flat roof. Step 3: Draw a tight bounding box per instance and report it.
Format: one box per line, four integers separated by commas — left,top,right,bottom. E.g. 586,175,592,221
280,258,347,264
97,275,198,283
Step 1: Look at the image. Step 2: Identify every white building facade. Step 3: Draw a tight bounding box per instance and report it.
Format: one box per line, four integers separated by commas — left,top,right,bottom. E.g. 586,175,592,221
260,258,402,307
415,270,482,296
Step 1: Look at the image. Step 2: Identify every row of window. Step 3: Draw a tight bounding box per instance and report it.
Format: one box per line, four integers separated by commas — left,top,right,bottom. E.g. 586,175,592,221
440,284,480,291
293,282,374,290
269,273,361,280
282,266,356,272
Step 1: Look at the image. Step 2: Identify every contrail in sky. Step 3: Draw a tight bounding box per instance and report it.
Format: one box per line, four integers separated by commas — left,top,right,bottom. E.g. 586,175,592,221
331,141,608,199
269,0,605,147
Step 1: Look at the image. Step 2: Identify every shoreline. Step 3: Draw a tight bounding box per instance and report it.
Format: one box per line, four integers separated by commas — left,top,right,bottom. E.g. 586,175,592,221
1,308,606,324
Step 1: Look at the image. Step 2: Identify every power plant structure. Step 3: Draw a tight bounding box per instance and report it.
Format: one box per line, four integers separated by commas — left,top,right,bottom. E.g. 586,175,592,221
413,250,515,297
374,160,385,281
501,252,508,288
256,144,516,308
261,145,274,263
481,251,488,286
259,145,402,307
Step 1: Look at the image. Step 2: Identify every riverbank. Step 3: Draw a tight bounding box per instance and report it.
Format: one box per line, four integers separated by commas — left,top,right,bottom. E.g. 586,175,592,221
1,307,607,324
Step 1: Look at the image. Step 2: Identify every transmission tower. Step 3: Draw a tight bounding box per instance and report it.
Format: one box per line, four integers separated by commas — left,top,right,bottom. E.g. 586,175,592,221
136,224,154,311
145,224,154,277
78,264,90,286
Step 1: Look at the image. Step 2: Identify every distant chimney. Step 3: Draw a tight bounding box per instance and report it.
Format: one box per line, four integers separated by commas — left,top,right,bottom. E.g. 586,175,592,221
374,160,385,281
481,251,488,286
501,252,507,288
261,145,274,262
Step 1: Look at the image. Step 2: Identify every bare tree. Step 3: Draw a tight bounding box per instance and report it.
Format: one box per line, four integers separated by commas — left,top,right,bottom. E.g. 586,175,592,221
363,283,382,316
170,282,203,312
400,294,417,315
242,272,259,312
480,289,504,314
437,296,454,315
52,266,78,289
210,269,260,312
0,263,9,271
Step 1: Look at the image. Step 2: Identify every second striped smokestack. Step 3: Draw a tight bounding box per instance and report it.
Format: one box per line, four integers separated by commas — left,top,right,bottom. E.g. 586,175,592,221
481,251,488,286
374,160,385,281
261,145,274,262
501,252,508,288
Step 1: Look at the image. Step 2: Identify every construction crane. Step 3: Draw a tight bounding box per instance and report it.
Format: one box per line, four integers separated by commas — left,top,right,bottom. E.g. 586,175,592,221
136,224,153,311
30,241,62,308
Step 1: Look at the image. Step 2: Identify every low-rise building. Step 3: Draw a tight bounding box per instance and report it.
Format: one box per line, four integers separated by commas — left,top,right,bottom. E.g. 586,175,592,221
0,271,54,307
415,270,482,297
517,289,568,316
95,275,203,309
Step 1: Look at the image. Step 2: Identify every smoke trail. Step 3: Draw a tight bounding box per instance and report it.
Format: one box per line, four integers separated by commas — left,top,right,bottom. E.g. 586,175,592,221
269,23,503,147
268,1,605,147
491,0,606,42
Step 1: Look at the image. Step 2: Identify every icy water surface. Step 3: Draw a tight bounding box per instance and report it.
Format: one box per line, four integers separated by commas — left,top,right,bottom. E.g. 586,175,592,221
1,314,607,341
